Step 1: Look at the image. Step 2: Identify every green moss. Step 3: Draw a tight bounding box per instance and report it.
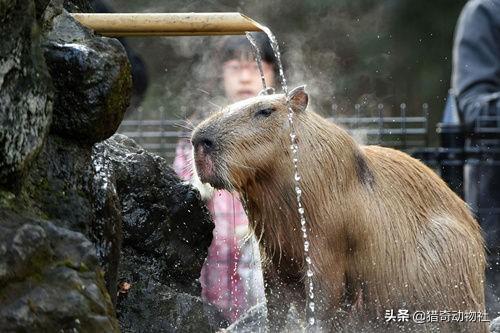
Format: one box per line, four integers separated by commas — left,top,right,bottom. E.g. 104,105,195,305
79,262,90,273
38,177,50,191
55,259,92,274
0,244,51,293
104,59,132,128
56,258,79,270
0,190,16,209
27,298,37,313
28,249,53,276
94,268,116,316
29,272,44,283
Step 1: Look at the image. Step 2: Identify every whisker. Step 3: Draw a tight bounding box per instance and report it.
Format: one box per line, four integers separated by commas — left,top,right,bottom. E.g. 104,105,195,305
208,100,222,111
196,88,223,111
174,121,194,132
179,133,192,140
182,118,199,132
196,88,210,95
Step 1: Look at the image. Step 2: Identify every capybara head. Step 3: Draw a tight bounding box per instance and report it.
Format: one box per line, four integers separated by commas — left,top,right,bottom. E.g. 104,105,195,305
191,86,308,190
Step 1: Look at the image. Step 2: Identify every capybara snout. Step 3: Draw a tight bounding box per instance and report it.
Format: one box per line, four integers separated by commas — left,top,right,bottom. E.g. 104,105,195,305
192,87,310,191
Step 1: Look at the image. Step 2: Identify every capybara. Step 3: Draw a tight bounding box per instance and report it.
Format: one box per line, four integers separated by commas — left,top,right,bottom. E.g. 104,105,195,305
191,86,487,332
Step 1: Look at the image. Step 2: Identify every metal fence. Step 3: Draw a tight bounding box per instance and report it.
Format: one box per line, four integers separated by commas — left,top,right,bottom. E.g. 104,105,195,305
117,101,500,199
118,118,190,161
118,103,433,163
331,103,431,150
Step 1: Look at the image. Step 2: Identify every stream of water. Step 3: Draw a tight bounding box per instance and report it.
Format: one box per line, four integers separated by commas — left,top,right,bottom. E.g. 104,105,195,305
246,29,316,329
245,32,267,92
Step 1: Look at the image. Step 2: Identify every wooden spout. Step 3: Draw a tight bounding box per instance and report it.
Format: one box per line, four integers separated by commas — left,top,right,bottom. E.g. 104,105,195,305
70,13,264,37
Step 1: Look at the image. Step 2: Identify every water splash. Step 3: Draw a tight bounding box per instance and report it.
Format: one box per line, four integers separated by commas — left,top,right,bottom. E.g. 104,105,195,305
90,144,116,263
253,26,317,329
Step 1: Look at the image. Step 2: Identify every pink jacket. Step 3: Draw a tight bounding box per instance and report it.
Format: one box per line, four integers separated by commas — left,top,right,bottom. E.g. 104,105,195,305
173,139,263,322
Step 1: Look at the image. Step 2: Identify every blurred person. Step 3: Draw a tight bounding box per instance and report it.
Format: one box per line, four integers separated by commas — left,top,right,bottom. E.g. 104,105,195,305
451,0,500,316
173,33,277,323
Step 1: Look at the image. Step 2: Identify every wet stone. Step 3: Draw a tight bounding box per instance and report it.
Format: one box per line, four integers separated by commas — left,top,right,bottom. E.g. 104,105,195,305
0,0,53,188
0,209,118,333
92,134,223,331
43,11,132,144
1,0,231,330
93,134,215,285
23,135,95,233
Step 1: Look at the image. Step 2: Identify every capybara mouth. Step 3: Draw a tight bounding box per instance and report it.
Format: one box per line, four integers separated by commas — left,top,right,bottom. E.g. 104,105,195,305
193,147,228,189
193,146,214,180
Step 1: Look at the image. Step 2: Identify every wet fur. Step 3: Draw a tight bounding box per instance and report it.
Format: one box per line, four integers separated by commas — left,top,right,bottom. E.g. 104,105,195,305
191,92,487,332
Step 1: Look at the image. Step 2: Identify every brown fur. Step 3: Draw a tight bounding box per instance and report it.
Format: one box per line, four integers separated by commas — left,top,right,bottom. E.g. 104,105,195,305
191,90,487,332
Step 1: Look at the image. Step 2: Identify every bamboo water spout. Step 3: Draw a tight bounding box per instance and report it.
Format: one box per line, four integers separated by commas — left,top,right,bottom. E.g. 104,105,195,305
70,13,264,37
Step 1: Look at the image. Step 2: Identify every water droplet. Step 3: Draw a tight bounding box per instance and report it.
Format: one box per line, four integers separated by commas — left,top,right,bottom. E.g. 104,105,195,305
309,302,315,312
295,186,302,195
307,269,313,277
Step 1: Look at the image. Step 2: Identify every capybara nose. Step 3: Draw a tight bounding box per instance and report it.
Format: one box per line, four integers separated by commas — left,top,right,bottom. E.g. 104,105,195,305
192,135,215,153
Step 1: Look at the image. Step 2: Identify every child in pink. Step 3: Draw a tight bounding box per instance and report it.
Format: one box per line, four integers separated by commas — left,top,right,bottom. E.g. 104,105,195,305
172,34,277,322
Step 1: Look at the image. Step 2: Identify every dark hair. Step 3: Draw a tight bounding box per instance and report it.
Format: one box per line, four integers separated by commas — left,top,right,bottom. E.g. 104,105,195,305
184,33,279,122
214,33,278,74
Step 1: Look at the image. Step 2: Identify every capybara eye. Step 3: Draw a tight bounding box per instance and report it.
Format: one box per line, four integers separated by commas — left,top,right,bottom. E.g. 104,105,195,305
255,108,275,118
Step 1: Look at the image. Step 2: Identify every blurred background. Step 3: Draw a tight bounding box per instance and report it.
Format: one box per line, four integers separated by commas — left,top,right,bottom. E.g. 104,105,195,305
96,0,466,160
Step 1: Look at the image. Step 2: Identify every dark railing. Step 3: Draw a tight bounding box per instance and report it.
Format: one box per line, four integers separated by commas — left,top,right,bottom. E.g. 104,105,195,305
118,117,190,160
330,103,431,152
118,101,499,201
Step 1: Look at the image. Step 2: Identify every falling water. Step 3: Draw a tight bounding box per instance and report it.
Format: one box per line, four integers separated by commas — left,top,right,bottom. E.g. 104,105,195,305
246,28,316,329
91,145,116,263
245,32,267,91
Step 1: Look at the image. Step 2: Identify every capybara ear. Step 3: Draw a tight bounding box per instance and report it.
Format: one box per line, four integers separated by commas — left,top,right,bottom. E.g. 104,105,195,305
289,85,308,112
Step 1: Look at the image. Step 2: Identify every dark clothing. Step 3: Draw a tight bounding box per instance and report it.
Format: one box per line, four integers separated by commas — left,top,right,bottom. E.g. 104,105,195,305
452,0,500,316
452,0,500,130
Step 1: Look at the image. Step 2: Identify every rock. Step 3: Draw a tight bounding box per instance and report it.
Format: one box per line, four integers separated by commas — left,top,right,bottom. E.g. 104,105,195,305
35,0,54,22
64,0,94,13
491,316,500,333
0,0,53,188
0,209,119,332
117,248,227,333
93,134,215,288
1,0,223,331
23,135,95,233
92,134,224,331
43,11,132,144
45,8,93,42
